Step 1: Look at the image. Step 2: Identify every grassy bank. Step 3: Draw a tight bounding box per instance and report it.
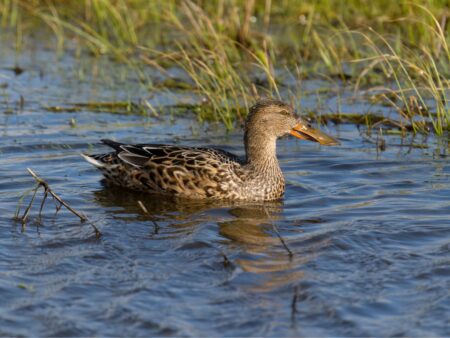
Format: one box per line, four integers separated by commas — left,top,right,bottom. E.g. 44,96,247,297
1,0,449,134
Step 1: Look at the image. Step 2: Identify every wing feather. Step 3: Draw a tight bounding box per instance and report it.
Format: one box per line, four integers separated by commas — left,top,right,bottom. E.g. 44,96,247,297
117,152,149,167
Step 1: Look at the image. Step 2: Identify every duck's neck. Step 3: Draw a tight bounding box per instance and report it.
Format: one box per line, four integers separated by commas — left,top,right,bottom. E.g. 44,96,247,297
244,129,281,175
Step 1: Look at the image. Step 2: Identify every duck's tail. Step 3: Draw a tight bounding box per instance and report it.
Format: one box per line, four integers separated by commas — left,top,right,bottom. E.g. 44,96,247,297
100,139,124,151
82,139,127,169
80,153,106,168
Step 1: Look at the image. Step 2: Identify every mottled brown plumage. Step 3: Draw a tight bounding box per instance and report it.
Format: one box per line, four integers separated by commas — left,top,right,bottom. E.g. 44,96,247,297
82,99,339,201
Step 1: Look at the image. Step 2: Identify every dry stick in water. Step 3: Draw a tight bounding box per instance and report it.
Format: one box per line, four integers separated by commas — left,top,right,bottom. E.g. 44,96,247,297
137,200,160,234
18,183,40,224
262,204,294,259
271,223,294,259
21,168,101,237
27,168,86,221
221,252,232,268
291,285,300,327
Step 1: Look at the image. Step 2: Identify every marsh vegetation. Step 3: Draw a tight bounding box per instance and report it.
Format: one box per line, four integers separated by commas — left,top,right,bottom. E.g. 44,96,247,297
2,0,450,134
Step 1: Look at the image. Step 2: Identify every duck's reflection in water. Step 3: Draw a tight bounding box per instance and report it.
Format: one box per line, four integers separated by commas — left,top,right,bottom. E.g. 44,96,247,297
94,184,307,291
218,203,307,293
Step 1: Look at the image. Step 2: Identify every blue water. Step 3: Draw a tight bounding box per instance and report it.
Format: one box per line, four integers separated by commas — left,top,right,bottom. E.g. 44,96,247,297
0,38,449,337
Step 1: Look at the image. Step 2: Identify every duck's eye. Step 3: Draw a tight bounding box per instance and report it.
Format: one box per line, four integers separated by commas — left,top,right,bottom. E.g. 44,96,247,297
280,110,291,116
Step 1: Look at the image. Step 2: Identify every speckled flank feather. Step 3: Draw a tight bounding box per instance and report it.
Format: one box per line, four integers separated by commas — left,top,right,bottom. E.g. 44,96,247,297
83,99,336,201
83,141,278,200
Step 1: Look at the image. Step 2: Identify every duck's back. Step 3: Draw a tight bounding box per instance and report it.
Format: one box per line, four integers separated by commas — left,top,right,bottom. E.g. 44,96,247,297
82,139,248,199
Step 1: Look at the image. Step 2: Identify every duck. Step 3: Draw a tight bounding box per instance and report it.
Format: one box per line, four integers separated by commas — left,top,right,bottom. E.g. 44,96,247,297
82,99,339,201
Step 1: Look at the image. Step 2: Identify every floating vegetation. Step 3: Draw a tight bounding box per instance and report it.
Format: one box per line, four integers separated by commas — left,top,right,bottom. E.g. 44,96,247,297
44,101,148,114
44,100,248,126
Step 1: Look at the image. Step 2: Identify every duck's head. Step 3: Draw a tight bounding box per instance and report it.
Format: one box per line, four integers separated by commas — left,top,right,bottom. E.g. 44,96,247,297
245,99,339,145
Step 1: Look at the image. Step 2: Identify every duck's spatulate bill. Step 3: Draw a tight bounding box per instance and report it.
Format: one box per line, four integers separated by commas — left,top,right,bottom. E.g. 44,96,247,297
290,122,340,146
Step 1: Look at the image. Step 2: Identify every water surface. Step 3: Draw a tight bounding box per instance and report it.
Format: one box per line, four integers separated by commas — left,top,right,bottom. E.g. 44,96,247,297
0,39,449,337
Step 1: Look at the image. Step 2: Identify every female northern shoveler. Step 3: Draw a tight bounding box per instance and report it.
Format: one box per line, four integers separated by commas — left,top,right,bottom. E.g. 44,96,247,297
82,99,339,201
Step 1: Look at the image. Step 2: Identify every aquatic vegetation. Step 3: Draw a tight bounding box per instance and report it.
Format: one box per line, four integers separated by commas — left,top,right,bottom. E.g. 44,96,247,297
45,101,148,114
1,0,449,134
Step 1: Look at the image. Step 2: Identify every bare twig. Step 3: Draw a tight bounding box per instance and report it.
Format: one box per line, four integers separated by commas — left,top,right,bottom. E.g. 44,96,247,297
271,223,294,259
20,184,40,225
262,204,294,259
291,285,299,316
137,200,160,234
17,168,101,238
137,200,149,214
15,186,36,220
37,188,48,222
27,168,87,221
222,253,231,268
291,285,300,327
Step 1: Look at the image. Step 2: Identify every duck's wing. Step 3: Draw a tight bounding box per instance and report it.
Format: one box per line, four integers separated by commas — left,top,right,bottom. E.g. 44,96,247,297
87,139,242,169
83,139,246,197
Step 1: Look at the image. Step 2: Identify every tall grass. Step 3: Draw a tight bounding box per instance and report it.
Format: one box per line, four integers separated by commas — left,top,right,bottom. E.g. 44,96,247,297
350,4,450,135
1,0,449,133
